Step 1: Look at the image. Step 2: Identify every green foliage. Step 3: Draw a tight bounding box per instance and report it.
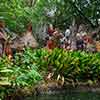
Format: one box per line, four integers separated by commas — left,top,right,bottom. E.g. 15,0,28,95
0,56,13,99
16,48,100,83
0,0,53,33
0,0,27,32
1,48,100,87
0,0,41,32
1,0,100,33
12,48,100,83
1,47,100,99
32,48,100,82
47,0,100,28
0,55,13,86
0,50,42,99
11,48,43,87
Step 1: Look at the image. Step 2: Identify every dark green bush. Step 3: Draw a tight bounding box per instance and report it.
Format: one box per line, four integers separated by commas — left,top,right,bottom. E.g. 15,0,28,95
1,48,100,99
33,48,100,82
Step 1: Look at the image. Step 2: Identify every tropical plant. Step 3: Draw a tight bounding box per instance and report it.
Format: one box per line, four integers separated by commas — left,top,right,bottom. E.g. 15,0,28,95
0,0,39,32
0,49,43,99
0,0,100,33
33,48,100,83
1,47,100,99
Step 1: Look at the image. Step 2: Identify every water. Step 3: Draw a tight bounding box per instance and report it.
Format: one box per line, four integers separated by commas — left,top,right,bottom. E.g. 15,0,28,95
25,92,100,100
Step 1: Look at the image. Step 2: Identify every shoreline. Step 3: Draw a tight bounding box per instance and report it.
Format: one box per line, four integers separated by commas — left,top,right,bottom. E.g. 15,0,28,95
5,81,100,99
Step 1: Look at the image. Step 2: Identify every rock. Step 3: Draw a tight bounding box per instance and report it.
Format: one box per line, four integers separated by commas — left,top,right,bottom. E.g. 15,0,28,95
11,31,38,50
20,31,38,48
35,80,65,95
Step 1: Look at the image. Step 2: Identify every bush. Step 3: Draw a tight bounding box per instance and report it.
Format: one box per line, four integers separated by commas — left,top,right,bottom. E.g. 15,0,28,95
33,48,100,82
1,47,100,99
0,49,43,99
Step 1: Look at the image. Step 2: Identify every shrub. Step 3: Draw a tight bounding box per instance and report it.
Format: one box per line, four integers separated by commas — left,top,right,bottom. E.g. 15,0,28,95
1,47,100,99
34,48,100,82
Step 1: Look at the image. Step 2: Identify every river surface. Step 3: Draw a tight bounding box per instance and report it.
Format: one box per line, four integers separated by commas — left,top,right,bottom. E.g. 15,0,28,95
25,92,100,100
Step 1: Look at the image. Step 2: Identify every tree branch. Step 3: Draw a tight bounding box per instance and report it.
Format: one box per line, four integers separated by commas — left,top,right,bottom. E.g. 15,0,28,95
65,0,96,28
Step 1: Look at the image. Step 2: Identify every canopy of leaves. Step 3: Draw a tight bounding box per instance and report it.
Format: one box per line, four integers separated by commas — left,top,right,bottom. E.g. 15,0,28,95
0,0,100,32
